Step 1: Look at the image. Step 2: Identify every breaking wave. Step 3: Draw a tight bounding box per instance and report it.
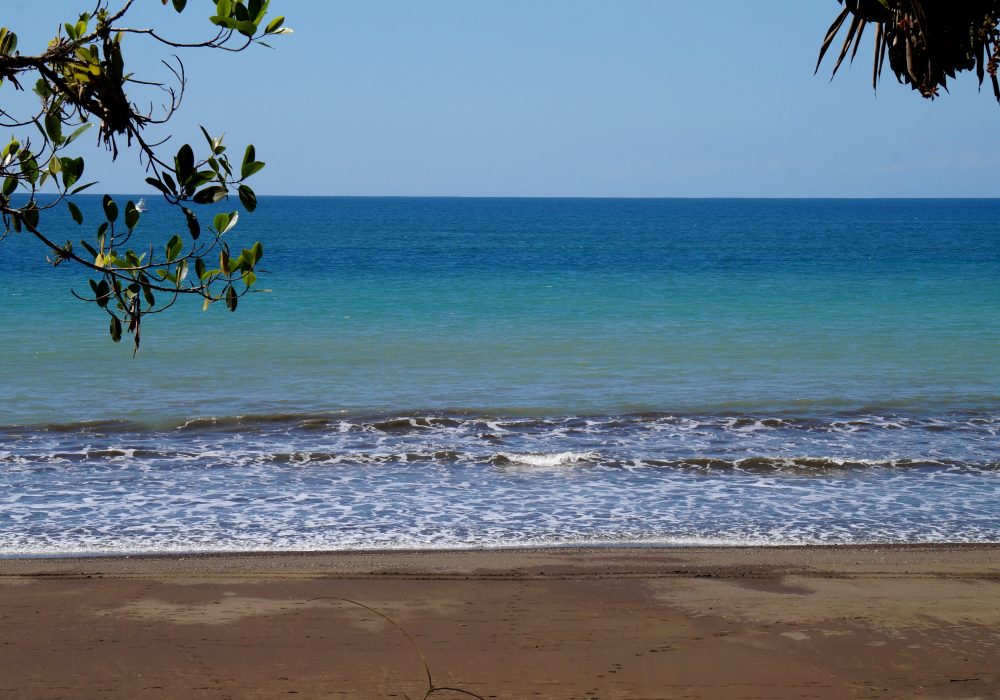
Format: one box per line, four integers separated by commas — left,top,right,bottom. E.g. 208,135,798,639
2,409,1000,555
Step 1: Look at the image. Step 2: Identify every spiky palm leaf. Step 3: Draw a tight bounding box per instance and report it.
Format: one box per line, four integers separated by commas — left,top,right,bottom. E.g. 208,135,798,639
817,0,1000,101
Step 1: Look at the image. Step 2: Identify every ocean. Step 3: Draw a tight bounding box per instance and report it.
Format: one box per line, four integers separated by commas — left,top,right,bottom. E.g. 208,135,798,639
1,196,999,555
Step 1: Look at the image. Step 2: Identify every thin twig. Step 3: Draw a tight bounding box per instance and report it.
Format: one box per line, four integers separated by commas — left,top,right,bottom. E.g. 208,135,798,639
306,596,487,700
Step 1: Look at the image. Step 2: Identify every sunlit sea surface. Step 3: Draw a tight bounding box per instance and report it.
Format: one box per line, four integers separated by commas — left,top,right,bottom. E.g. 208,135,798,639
2,197,999,555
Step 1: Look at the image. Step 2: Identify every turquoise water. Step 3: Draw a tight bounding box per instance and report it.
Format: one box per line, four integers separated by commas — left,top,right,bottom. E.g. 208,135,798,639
2,197,1000,553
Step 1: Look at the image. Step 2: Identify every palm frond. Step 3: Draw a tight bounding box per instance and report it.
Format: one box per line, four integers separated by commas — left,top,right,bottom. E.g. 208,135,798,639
818,1,1000,103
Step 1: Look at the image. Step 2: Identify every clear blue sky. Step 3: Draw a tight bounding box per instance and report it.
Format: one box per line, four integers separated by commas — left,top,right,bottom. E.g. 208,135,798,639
6,1,1000,197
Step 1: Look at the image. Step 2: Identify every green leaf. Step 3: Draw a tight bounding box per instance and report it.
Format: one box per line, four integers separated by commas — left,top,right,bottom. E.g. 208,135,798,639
242,144,255,169
213,212,230,234
3,138,20,159
238,184,257,212
214,210,238,234
70,181,96,195
216,0,233,18
146,177,172,197
193,186,228,204
67,201,83,225
2,176,15,196
251,240,263,263
265,16,284,34
109,315,122,343
60,157,84,189
195,256,206,280
162,171,178,194
63,122,92,147
175,144,194,186
182,207,200,240
165,234,183,262
244,271,256,288
33,78,51,99
186,170,215,190
124,200,140,230
102,195,118,223
172,0,188,11
20,157,39,185
249,0,267,23
44,109,63,144
210,15,238,29
95,280,110,308
236,20,257,37
225,284,238,311
240,161,265,179
200,125,214,151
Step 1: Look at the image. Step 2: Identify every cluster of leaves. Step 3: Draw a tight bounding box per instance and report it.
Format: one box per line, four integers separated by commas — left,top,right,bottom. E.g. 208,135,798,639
817,0,1000,101
0,0,290,353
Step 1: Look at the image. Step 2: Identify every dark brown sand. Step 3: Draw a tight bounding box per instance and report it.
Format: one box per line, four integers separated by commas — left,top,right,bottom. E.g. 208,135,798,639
1,545,999,699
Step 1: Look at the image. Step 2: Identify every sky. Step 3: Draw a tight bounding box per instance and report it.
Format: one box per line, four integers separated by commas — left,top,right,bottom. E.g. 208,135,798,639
4,1,1000,197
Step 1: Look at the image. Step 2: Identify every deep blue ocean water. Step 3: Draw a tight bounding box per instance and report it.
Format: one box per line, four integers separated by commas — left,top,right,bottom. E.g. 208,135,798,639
1,197,999,554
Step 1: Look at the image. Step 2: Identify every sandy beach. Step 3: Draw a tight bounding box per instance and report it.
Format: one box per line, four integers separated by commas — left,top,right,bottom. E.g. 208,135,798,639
0,545,997,698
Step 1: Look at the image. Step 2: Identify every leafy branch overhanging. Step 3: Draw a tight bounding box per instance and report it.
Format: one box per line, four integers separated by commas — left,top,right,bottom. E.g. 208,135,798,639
0,0,291,354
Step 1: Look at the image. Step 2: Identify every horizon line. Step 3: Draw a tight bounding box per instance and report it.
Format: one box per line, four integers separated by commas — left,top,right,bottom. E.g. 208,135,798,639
100,194,1000,201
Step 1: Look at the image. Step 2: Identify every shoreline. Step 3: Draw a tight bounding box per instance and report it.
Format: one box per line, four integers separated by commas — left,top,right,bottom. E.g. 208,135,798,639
2,539,999,563
3,544,998,697
4,539,998,563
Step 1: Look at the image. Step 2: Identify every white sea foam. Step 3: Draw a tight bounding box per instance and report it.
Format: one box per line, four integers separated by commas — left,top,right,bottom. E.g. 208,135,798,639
494,451,598,468
2,411,1000,555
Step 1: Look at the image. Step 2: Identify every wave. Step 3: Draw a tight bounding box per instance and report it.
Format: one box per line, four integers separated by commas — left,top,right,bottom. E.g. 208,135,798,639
4,408,1000,437
371,416,463,432
1,447,997,475
491,451,599,468
0,448,184,463
637,456,992,474
3,409,999,476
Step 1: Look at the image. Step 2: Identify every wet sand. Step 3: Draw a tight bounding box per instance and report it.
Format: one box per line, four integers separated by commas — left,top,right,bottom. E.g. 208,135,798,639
1,544,999,699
